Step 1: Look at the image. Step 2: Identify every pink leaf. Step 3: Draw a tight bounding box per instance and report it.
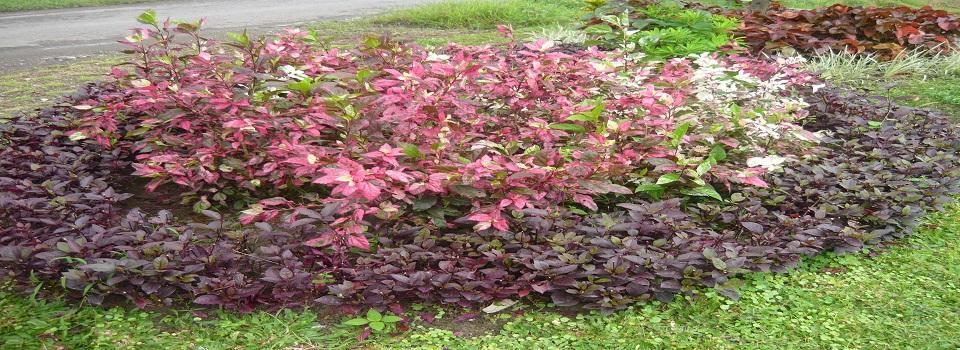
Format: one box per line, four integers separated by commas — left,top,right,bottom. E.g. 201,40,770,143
223,119,248,128
573,194,598,211
347,235,370,250
739,176,769,188
385,170,414,183
531,282,552,294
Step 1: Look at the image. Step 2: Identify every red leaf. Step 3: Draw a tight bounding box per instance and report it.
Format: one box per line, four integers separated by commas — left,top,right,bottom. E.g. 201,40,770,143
895,25,920,40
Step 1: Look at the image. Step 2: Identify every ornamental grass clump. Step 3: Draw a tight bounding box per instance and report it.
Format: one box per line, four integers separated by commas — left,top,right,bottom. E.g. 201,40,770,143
1,13,959,313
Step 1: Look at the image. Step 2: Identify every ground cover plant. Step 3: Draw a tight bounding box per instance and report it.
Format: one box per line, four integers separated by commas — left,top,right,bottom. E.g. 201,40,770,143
731,2,960,58
3,0,960,348
4,207,959,349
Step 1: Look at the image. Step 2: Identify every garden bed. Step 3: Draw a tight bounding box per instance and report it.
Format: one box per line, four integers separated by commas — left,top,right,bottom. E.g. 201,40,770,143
2,1,960,341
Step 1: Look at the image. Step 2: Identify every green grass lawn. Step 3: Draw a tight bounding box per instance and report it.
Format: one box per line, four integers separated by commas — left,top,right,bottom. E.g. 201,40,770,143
0,0,157,12
2,0,960,349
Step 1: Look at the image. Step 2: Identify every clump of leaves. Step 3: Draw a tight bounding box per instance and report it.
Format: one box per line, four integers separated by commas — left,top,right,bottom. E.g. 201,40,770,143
581,1,739,60
728,2,960,59
344,309,403,340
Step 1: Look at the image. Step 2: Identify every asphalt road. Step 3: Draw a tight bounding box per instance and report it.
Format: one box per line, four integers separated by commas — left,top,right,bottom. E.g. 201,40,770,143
0,0,434,72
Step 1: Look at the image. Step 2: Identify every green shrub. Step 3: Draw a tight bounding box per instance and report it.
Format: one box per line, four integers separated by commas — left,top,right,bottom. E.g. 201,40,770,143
582,1,738,60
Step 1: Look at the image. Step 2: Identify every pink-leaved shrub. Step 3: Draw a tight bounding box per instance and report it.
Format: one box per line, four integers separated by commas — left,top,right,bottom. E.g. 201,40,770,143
69,20,816,259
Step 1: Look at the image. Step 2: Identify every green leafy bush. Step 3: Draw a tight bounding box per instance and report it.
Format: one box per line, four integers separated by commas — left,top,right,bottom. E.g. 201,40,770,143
582,1,739,60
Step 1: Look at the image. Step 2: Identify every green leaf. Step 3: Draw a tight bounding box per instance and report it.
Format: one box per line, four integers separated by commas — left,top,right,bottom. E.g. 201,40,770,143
568,207,588,215
369,321,386,332
567,104,605,123
711,258,727,270
702,248,717,259
549,123,586,133
656,173,681,185
669,122,691,147
696,161,713,176
343,318,369,326
400,143,423,160
635,183,663,193
226,31,250,46
427,207,447,226
366,309,383,322
356,69,374,83
635,183,664,200
709,145,727,162
382,315,402,323
566,114,596,123
136,10,158,26
364,36,382,49
286,80,314,95
682,184,723,201
584,24,615,35
450,184,486,198
412,196,437,211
